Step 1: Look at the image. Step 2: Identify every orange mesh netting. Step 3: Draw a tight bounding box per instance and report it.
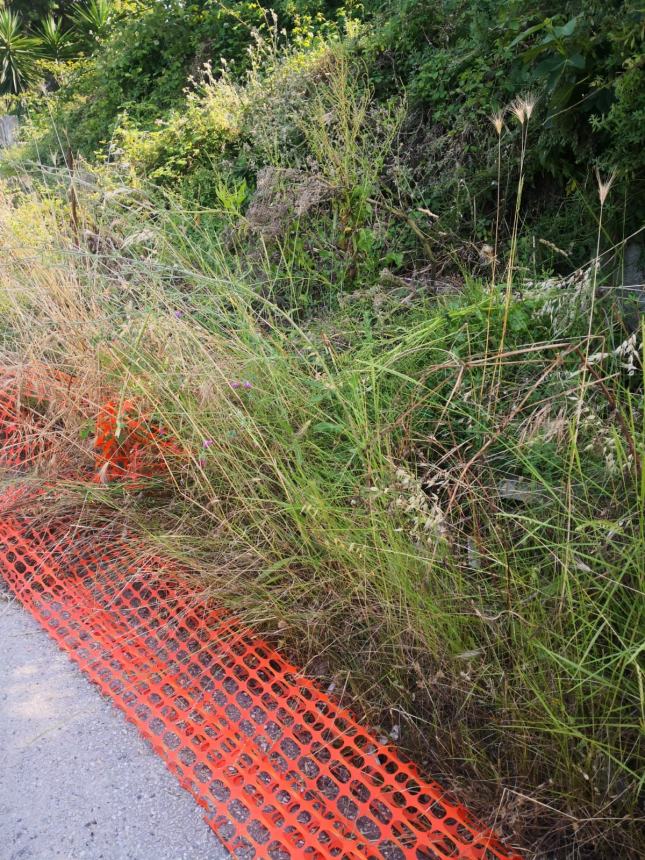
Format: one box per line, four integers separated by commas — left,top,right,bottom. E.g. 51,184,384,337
0,376,52,470
94,399,183,483
0,372,522,860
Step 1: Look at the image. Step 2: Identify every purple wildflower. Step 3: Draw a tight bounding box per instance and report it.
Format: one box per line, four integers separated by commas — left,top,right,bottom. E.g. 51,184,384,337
203,439,214,448
229,380,241,389
174,310,184,319
198,458,207,467
243,380,252,390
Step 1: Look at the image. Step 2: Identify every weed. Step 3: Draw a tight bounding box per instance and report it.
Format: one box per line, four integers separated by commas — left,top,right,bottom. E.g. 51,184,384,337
0,164,642,856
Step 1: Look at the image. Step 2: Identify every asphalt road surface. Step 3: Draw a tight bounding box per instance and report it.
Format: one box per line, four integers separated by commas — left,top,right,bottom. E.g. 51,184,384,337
0,591,229,860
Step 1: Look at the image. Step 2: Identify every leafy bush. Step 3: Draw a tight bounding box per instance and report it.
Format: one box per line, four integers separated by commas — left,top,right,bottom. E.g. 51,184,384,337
361,0,645,262
593,59,645,177
116,65,246,186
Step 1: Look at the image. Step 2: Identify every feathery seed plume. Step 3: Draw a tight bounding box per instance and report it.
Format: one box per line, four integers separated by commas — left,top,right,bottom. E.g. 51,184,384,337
595,168,615,205
510,98,526,125
489,111,504,135
522,94,536,120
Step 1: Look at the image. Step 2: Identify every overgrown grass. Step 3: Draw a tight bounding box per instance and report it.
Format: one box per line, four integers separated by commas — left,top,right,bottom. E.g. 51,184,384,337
0,17,643,857
0,156,643,857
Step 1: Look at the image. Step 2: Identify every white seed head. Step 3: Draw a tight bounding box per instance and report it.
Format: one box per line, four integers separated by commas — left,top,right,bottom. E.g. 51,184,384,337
510,98,526,125
489,110,504,135
523,94,536,120
510,94,537,125
595,168,616,205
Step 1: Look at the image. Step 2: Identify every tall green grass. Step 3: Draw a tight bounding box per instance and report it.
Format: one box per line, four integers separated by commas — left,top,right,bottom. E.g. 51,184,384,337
1,169,642,857
1,41,643,856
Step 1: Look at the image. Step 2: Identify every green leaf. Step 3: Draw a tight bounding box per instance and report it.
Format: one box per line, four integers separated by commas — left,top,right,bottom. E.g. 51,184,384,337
508,20,549,48
567,53,586,70
534,54,566,78
79,422,96,441
313,421,345,435
554,16,580,39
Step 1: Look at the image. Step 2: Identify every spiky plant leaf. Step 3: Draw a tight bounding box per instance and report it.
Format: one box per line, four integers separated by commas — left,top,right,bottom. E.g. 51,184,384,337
70,0,114,48
36,15,76,62
0,9,42,94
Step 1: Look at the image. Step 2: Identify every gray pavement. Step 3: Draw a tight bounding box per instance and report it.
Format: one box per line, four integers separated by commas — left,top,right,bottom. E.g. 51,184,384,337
0,592,228,860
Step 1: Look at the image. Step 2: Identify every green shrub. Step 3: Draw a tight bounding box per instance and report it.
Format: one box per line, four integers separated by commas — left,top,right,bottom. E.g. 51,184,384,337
360,0,645,263
116,66,245,184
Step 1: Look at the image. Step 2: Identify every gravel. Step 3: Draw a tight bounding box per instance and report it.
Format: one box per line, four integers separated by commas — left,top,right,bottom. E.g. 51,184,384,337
0,592,229,860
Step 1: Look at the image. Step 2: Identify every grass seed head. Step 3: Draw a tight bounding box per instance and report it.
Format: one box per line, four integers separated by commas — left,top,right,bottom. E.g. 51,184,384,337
510,98,526,125
510,94,536,125
595,168,616,205
489,110,504,135
522,93,536,120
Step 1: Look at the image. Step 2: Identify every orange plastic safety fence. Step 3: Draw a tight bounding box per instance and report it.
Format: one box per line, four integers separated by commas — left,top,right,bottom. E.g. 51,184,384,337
0,386,50,470
94,399,183,483
0,373,179,482
0,372,523,860
0,368,77,473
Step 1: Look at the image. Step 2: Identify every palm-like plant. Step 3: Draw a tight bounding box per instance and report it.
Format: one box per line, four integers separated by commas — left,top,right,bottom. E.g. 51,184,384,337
71,0,114,48
36,15,76,62
0,9,42,94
